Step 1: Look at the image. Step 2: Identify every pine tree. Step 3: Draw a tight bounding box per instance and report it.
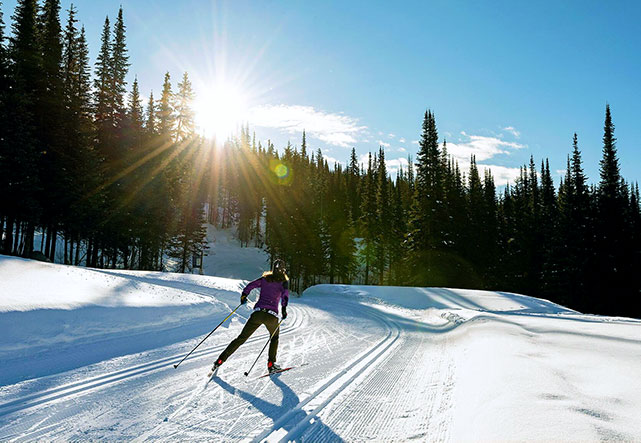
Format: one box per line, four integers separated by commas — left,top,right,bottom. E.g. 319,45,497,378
4,0,41,255
35,0,66,261
174,72,195,142
157,72,174,139
389,172,408,284
359,152,376,284
167,71,206,273
0,1,9,247
62,20,101,266
482,168,498,286
93,16,112,156
347,147,360,223
599,104,621,204
110,6,129,126
374,146,391,283
128,77,143,146
145,91,156,135
464,155,485,284
549,134,592,308
407,110,446,285
596,104,626,314
301,129,307,159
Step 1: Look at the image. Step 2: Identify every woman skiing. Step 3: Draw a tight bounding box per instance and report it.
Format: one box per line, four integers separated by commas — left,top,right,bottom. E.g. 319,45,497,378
211,259,290,374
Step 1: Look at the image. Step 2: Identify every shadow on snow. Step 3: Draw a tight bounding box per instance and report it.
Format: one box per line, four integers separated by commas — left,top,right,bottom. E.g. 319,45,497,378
214,373,342,441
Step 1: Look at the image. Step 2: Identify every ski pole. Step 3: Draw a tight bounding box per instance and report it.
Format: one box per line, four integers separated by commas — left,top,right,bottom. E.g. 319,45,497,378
173,303,243,369
244,318,285,376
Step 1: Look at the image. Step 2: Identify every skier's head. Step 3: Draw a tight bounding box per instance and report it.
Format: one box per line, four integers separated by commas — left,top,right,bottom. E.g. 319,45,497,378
272,259,286,275
263,259,288,282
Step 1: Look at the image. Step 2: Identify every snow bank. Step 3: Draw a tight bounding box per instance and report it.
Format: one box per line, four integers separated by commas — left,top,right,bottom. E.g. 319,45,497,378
0,255,245,385
305,283,576,314
305,283,641,440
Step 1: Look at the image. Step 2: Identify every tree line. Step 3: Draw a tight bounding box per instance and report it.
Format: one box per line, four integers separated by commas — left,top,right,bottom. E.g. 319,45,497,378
0,0,207,272
213,107,640,318
1,1,639,318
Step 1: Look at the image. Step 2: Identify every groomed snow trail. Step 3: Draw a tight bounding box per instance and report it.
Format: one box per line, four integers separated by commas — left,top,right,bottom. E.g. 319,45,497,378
2,257,641,441
0,277,464,442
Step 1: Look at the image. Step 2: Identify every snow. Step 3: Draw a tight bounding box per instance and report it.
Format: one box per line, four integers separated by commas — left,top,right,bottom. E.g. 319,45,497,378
202,225,270,280
2,233,641,441
0,254,247,385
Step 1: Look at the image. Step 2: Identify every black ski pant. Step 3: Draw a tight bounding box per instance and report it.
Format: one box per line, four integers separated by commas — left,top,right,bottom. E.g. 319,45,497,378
218,310,280,363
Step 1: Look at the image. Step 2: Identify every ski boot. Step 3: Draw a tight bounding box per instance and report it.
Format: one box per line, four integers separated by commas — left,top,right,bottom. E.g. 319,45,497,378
267,361,282,374
208,358,223,377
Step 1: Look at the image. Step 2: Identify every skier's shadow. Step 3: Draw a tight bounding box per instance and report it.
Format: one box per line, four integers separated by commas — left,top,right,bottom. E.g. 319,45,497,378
214,373,341,441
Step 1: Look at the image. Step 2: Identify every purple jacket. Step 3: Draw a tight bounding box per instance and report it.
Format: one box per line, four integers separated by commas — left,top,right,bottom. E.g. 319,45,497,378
242,276,289,314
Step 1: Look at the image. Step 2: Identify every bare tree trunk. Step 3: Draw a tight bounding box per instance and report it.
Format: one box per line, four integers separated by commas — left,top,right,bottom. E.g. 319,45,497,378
86,238,92,266
122,247,129,269
2,216,13,254
44,225,51,258
49,225,57,262
181,238,188,273
91,240,99,268
13,221,21,254
96,246,100,267
74,237,81,265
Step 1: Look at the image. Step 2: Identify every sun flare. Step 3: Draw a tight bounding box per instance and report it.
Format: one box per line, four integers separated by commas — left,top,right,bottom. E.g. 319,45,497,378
194,82,248,141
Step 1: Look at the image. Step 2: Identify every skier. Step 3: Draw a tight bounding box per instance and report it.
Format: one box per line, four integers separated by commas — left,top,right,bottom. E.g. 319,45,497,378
211,259,290,374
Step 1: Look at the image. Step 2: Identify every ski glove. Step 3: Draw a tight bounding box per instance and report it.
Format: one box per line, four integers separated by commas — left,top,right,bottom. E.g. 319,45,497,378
282,306,288,319
240,293,248,304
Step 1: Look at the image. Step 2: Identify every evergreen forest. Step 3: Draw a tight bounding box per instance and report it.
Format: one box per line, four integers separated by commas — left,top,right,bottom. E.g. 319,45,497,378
1,1,639,318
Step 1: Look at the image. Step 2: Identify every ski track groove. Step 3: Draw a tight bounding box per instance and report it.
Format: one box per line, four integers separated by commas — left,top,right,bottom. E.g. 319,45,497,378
251,301,400,442
304,329,456,442
3,299,462,442
0,309,305,419
0,307,308,441
141,301,391,442
130,305,314,442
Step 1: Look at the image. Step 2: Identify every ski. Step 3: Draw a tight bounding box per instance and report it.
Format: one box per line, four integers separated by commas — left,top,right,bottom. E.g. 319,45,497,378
255,363,307,379
256,366,296,378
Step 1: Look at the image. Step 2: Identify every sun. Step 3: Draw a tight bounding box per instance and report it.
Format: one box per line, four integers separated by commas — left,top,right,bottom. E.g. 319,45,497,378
194,81,248,141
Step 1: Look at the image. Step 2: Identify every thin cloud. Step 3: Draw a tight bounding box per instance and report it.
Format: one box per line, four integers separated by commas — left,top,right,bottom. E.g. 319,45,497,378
378,140,391,148
388,133,395,138
446,132,525,163
411,140,419,145
398,147,407,152
503,126,521,138
247,104,367,147
399,137,406,143
455,160,521,187
478,164,522,186
322,155,343,168
386,157,409,174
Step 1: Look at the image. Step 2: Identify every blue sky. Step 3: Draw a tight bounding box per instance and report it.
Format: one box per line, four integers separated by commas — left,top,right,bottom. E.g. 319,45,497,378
4,0,641,185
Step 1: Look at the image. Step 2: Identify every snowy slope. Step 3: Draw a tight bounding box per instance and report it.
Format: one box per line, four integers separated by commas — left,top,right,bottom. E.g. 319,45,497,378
202,225,270,279
1,256,641,441
0,255,246,385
